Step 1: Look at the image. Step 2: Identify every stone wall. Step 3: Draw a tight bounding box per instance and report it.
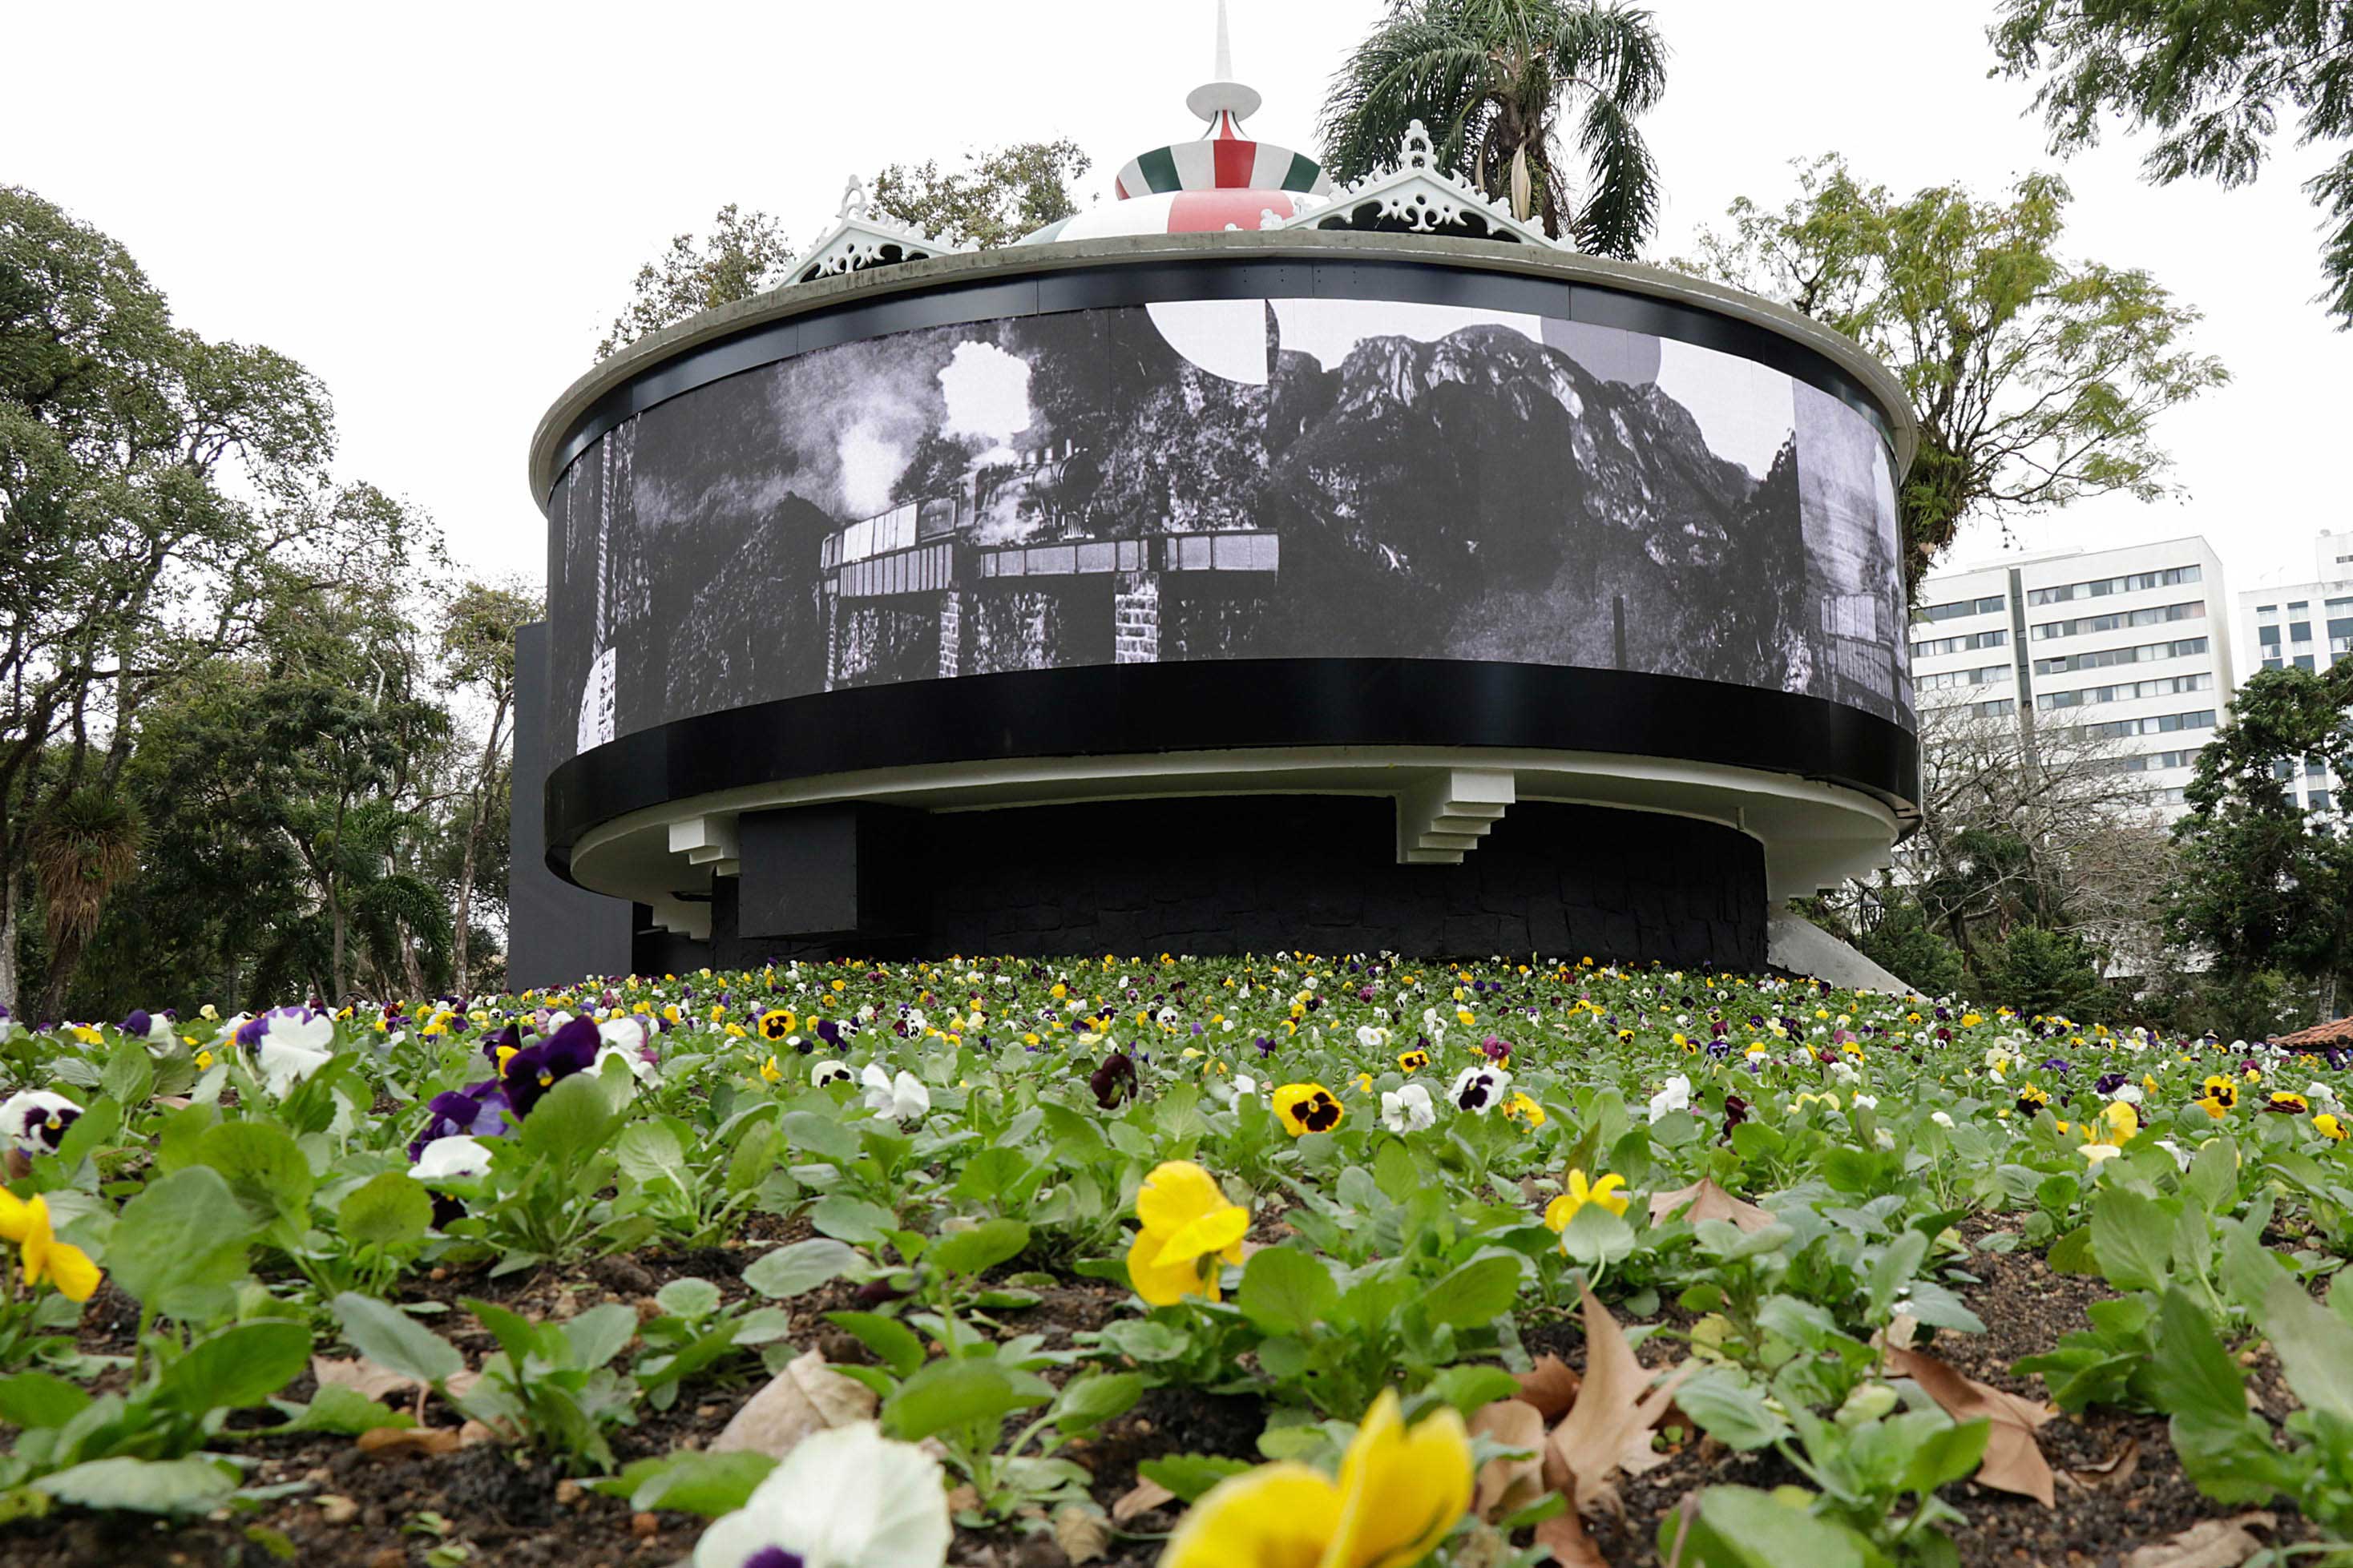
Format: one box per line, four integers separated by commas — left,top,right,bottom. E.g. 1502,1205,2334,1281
1113,572,1160,663
688,796,1766,971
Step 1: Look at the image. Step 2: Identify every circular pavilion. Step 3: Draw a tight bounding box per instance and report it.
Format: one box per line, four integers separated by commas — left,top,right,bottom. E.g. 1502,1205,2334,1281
518,44,1919,974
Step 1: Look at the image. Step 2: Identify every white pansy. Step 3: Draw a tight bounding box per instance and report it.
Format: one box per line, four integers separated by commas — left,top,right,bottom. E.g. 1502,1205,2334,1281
1851,1092,1879,1110
252,1010,335,1095
1355,1025,1390,1051
1930,1110,1955,1128
1381,1082,1435,1133
1450,1066,1508,1114
411,1135,494,1180
2113,1083,2144,1105
861,1064,930,1123
811,1060,853,1088
0,1090,81,1158
692,1421,949,1568
1647,1074,1691,1124
598,1016,653,1054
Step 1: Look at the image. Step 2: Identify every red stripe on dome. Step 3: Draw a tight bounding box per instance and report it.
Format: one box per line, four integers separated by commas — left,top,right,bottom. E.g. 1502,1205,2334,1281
1213,136,1255,188
1115,175,1132,200
1168,189,1295,232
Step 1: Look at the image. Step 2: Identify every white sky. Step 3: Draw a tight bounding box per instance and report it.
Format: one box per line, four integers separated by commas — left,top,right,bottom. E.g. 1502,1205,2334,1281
7,0,2349,594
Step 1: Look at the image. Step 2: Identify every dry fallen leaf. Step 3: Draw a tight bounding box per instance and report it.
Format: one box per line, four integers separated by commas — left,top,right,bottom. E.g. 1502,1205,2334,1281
1516,1354,1583,1421
313,1356,420,1403
1051,1504,1112,1564
354,1425,461,1461
1535,1506,1612,1568
1469,1398,1548,1520
2121,1512,2274,1568
1110,1478,1175,1526
1549,1284,1693,1510
1884,1344,2056,1507
1648,1178,1775,1233
708,1347,878,1459
2064,1437,2140,1491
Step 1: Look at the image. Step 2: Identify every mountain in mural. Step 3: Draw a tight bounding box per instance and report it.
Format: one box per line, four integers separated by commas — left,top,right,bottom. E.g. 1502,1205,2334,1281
1261,324,1809,693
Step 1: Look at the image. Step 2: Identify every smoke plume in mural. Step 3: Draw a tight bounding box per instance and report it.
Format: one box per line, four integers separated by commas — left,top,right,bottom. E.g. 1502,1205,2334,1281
545,299,1907,764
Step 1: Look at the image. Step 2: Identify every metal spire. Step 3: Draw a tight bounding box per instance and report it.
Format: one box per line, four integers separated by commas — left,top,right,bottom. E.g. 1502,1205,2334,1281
1185,0,1263,126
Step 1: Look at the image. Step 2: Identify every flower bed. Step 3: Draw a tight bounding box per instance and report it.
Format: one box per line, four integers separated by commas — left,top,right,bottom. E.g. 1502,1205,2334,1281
0,957,2347,1568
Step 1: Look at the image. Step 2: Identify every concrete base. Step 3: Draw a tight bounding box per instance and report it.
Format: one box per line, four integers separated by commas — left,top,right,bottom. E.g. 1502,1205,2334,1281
1765,908,1919,995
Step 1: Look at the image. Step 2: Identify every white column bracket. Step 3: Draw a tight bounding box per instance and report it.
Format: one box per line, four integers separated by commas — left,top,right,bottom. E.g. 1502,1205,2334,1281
1395,768,1515,865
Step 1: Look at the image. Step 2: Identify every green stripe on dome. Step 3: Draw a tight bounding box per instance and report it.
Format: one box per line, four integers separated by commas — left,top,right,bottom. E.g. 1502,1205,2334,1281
1279,153,1322,193
1136,146,1181,194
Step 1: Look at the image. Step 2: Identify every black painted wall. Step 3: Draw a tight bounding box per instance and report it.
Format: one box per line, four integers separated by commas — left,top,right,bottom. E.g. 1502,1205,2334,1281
696,796,1765,970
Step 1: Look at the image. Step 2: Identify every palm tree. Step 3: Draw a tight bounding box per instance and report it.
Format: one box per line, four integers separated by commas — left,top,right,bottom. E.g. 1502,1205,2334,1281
1319,0,1669,257
30,788,143,1021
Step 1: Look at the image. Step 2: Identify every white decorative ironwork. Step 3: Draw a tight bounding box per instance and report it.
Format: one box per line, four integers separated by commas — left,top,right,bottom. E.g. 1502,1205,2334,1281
1275,119,1560,249
788,175,971,284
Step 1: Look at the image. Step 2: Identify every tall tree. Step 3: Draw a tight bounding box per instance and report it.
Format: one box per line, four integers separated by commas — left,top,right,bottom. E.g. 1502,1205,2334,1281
868,139,1092,251
595,204,797,360
1681,158,2228,595
2164,663,2353,1032
437,578,537,998
1989,0,2353,326
0,186,417,1015
1318,0,1669,254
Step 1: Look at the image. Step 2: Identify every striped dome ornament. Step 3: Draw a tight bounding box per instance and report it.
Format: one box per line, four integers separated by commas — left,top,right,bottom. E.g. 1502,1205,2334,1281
1107,0,1332,204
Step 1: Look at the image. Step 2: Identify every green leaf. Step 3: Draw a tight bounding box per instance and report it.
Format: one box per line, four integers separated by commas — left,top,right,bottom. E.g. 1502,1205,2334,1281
2045,1225,2097,1274
1100,1320,1190,1364
1236,1248,1340,1336
54,1097,120,1168
614,1119,692,1194
2089,1187,2172,1292
2263,1273,2353,1422
337,1171,433,1252
744,1238,864,1300
1558,1204,1636,1271
195,1121,315,1230
929,1219,1030,1278
273,1385,416,1435
1674,1373,1789,1450
33,1457,237,1515
1899,1417,1988,1494
519,1072,626,1166
158,1321,311,1413
1674,1485,1872,1568
1427,1364,1521,1415
101,1039,155,1109
2183,1136,2237,1211
809,1195,897,1247
1137,1453,1253,1503
882,1356,1047,1442
1421,1254,1522,1330
1866,1228,1930,1321
562,1304,641,1371
655,1278,723,1320
825,1312,926,1377
1054,1372,1144,1431
952,1147,1034,1204
594,1451,777,1516
330,1292,464,1387
781,1109,862,1166
1372,1138,1419,1205
0,1372,91,1430
107,1167,261,1319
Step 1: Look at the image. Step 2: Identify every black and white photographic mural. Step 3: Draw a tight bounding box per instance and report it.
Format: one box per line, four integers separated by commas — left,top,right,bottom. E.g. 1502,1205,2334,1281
544,298,1907,767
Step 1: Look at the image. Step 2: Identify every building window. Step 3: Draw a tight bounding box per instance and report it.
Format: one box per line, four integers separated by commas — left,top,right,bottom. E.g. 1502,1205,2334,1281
2024,563,2202,606
2030,601,2206,639
2258,625,2282,647
1914,594,2008,625
2295,655,2317,671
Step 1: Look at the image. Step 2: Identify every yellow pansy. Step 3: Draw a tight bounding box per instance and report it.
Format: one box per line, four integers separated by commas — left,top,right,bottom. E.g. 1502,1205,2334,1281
2318,1114,2347,1143
759,1056,784,1083
1161,1389,1471,1568
1503,1092,1547,1127
1125,1161,1249,1308
1397,1047,1430,1074
1544,1169,1629,1231
1273,1083,1345,1136
0,1190,102,1304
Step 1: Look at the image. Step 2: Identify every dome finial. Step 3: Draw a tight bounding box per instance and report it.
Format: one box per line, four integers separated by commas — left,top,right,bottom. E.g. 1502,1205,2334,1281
1185,0,1263,126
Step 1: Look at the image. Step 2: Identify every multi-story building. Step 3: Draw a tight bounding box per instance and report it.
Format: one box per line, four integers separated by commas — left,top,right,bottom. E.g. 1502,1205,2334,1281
2233,531,2353,816
1912,537,2235,820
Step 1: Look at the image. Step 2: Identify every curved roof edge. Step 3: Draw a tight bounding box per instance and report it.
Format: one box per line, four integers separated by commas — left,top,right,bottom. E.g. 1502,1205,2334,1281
527,227,1919,504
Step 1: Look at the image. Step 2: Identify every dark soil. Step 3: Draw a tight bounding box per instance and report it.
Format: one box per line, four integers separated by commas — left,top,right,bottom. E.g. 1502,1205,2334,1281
0,1219,2318,1568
